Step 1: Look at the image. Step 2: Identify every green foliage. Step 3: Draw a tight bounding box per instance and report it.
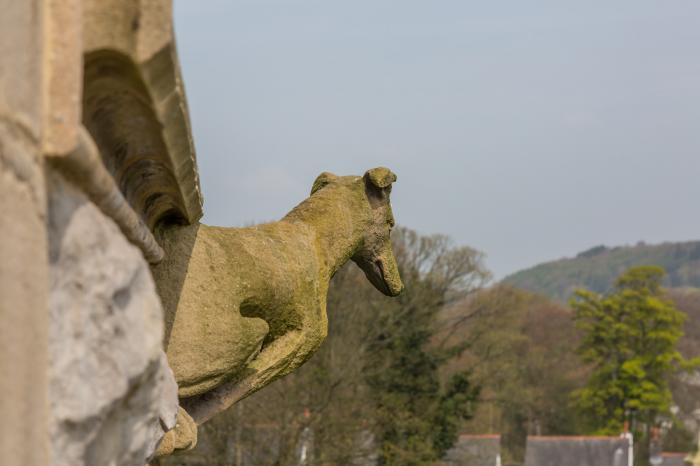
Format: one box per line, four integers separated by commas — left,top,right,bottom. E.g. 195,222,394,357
504,241,700,302
432,372,481,455
571,266,688,433
663,419,696,453
450,286,586,463
365,228,489,465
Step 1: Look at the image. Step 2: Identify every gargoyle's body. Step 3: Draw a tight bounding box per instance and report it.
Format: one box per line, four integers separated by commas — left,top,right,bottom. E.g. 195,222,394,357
151,168,402,429
157,221,326,403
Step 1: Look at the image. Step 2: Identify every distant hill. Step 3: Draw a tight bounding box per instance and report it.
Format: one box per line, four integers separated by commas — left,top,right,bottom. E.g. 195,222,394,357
502,241,700,302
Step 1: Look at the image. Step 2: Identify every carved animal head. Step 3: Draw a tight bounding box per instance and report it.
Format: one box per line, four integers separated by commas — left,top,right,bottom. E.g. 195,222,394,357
354,167,403,296
311,167,403,296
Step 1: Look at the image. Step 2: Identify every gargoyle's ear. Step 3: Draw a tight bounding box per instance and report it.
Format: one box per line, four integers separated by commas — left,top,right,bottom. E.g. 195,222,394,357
311,171,338,195
364,167,397,189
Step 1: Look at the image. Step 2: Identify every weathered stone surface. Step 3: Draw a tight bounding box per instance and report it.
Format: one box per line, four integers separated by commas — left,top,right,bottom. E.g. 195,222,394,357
82,51,193,231
82,0,203,227
0,123,49,466
0,0,50,463
43,0,83,155
50,127,165,264
154,407,198,458
48,171,178,466
152,168,403,434
0,0,44,139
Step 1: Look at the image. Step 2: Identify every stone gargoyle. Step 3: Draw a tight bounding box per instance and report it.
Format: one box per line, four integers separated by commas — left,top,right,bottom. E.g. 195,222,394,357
151,167,403,454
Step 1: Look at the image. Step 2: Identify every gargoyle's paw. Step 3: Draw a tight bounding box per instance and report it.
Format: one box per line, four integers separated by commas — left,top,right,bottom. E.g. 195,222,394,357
153,407,197,457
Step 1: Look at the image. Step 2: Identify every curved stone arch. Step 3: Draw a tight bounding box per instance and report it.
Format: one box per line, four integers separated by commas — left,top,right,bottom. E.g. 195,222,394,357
82,50,195,230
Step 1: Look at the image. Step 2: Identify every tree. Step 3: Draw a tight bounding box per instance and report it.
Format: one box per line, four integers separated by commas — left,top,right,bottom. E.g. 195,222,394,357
571,265,689,434
442,286,585,464
666,288,700,453
364,228,489,465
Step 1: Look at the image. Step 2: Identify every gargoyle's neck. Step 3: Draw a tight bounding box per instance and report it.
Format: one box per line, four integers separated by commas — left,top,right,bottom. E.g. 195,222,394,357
282,186,368,281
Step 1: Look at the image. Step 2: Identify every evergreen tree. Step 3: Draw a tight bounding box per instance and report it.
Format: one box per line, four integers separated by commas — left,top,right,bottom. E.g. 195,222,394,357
571,266,690,433
365,229,487,465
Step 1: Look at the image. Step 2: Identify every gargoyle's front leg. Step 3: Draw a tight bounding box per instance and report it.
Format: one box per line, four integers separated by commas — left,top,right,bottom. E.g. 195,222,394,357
153,407,198,458
182,326,317,424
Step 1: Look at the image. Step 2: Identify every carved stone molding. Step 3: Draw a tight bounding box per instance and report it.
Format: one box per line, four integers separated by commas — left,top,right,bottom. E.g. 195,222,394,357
83,51,192,230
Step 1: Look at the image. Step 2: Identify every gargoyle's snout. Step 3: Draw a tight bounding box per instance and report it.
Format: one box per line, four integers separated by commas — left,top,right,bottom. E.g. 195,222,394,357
378,254,404,297
355,250,404,297
352,166,403,296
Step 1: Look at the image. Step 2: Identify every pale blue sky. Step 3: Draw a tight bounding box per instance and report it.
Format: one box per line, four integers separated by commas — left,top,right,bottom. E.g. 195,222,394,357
173,1,700,279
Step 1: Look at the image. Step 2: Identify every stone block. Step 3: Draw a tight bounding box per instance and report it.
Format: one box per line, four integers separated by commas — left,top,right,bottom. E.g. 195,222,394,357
48,171,178,466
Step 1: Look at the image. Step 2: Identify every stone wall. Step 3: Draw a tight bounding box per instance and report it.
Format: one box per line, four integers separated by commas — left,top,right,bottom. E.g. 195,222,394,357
0,1,51,464
0,1,203,464
48,172,179,465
